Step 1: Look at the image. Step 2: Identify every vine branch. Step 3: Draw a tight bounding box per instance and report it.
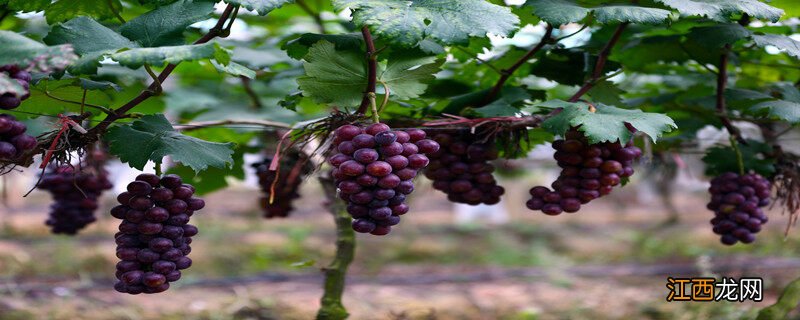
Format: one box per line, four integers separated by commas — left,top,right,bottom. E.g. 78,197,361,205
316,175,355,320
716,44,747,145
174,119,292,131
485,24,554,103
357,26,377,115
240,76,262,108
87,4,238,136
568,22,628,102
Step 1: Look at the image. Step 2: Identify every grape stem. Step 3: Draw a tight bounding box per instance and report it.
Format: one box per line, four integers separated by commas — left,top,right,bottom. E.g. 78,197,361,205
357,26,378,115
716,44,748,145
729,136,745,175
568,22,629,103
369,92,379,123
485,24,554,104
316,175,355,320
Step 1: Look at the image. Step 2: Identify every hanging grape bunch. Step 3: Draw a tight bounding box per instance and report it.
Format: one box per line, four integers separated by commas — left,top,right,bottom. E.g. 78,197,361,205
0,65,32,110
111,174,205,294
707,172,771,245
423,130,505,205
527,129,642,215
252,150,312,218
329,123,440,235
0,114,37,161
37,165,113,234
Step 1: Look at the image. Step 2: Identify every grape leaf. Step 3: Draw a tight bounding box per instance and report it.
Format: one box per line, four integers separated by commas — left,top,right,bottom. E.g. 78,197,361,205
16,78,115,119
4,0,51,12
526,0,670,25
540,100,677,143
655,0,783,22
119,0,215,47
702,140,775,177
333,0,519,47
587,80,625,107
44,0,124,24
211,60,256,78
614,35,689,70
167,128,253,194
749,100,800,123
751,34,800,59
110,42,231,69
379,53,444,101
221,0,294,15
296,41,366,106
44,17,139,74
0,31,77,70
297,41,442,106
105,114,235,173
283,33,364,60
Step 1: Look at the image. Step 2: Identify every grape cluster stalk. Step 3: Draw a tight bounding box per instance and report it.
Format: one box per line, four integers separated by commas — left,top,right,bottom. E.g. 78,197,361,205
252,151,312,218
37,165,113,234
424,131,504,205
0,114,37,161
527,130,641,215
329,123,440,235
111,174,205,294
0,65,31,110
708,172,771,245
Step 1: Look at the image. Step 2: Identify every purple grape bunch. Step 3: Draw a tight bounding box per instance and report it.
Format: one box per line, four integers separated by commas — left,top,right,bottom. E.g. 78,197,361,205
37,165,113,234
252,151,312,218
0,114,37,160
423,131,505,205
707,172,771,245
111,174,205,294
0,65,31,110
330,123,440,236
527,129,641,215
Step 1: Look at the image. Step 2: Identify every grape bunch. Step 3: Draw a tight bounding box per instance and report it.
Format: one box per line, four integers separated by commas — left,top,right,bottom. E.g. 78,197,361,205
707,172,771,245
423,131,504,205
0,114,37,161
37,165,113,234
252,151,312,218
526,130,641,215
0,65,32,110
330,123,440,235
111,174,205,294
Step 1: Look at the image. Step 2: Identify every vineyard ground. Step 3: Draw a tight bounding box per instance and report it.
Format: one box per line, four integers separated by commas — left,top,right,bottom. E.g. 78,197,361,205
1,176,799,319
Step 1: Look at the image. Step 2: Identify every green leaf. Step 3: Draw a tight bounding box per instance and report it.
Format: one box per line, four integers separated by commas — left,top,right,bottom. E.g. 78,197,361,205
656,0,784,22
540,100,677,143
221,0,294,15
296,41,366,106
685,23,752,49
749,100,800,123
283,33,364,60
758,277,800,320
334,0,519,47
111,42,231,69
105,114,235,173
614,35,689,70
44,17,139,74
5,0,51,12
0,31,78,69
379,53,443,100
702,140,775,177
587,80,625,107
465,87,531,117
44,0,124,24
526,0,670,25
530,49,620,86
751,34,800,59
119,0,215,47
167,130,250,195
165,88,222,114
211,60,256,78
79,78,121,91
17,78,115,118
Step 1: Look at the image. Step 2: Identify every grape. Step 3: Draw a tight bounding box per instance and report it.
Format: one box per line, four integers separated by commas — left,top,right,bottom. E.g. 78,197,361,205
112,175,203,294
329,123,439,236
423,131,505,205
37,164,113,235
0,65,31,110
526,129,641,215
707,172,771,245
252,150,312,218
